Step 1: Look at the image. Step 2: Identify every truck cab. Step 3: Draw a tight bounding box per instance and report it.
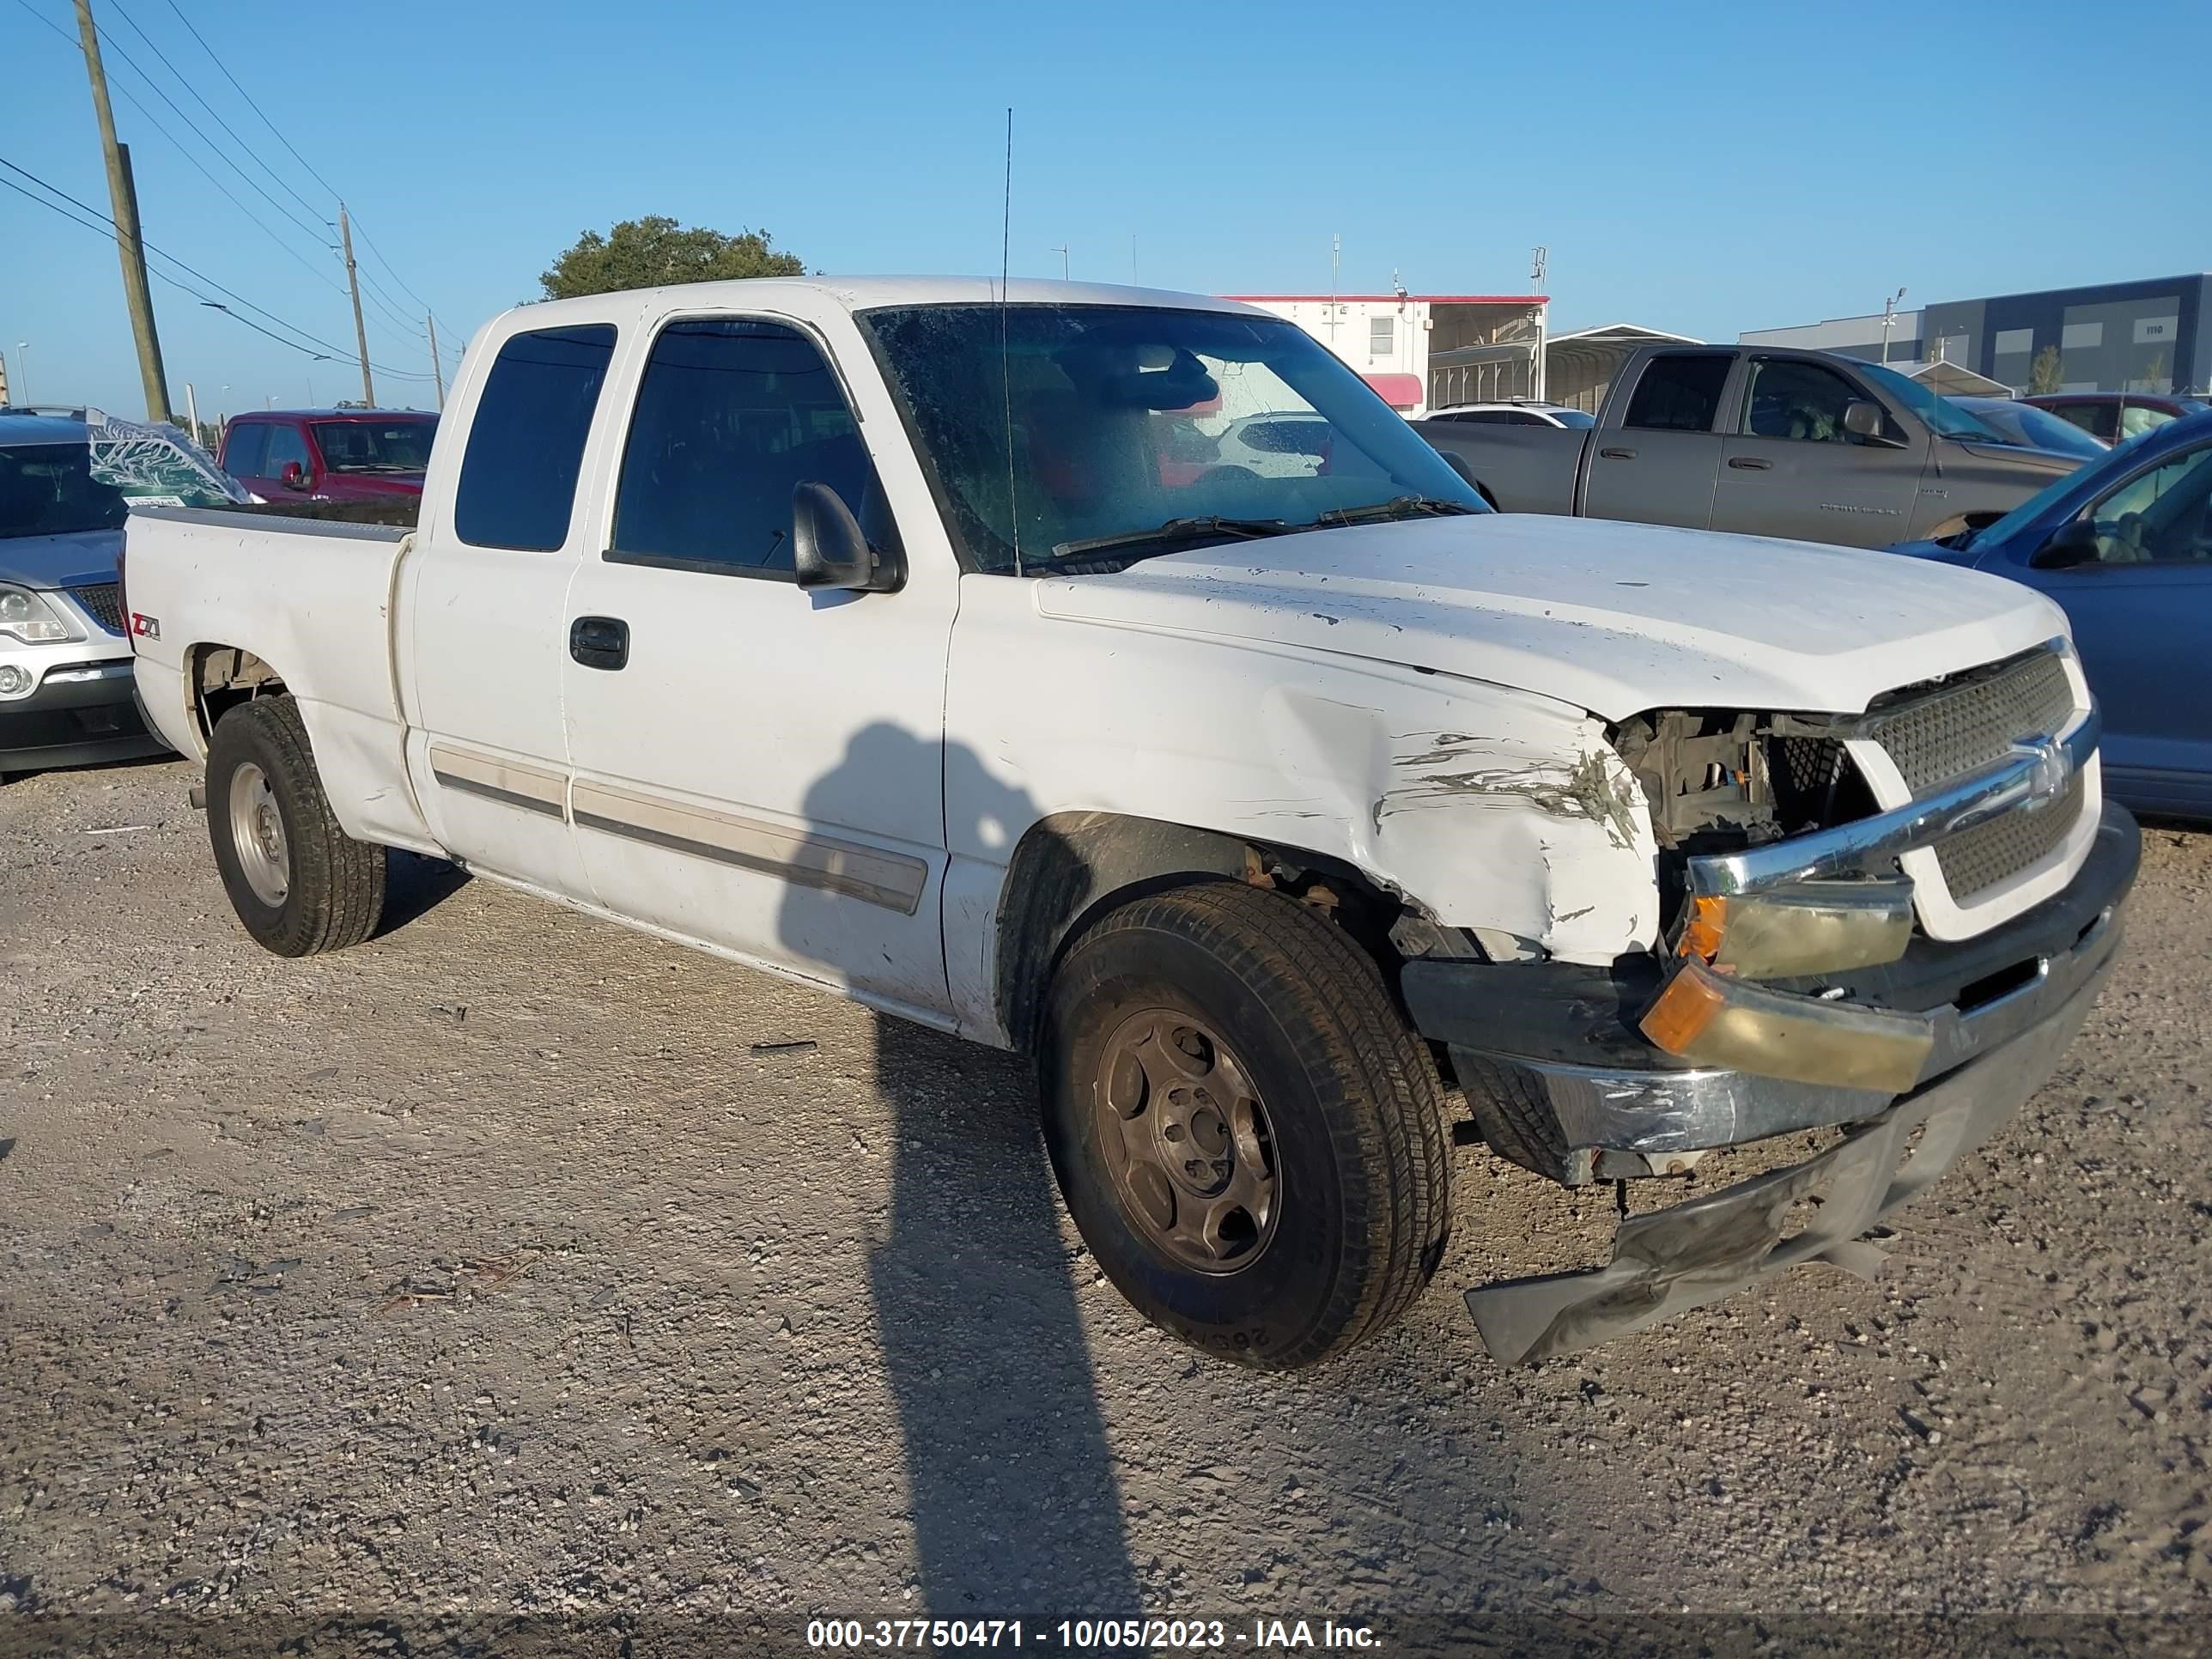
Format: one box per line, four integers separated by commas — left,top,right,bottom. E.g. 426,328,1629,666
219,409,438,504
1417,344,2084,545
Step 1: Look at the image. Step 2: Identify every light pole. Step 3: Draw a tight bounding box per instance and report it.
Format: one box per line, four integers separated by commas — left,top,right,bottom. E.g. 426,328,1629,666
1880,288,1907,365
13,342,27,407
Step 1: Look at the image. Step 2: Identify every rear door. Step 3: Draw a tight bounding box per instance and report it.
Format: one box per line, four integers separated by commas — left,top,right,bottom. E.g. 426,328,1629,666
1577,352,1735,529
557,302,957,1018
399,318,628,896
1997,437,2212,811
1712,356,1923,546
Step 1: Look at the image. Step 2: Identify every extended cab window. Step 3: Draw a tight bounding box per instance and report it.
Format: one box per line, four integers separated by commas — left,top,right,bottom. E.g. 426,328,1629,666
223,422,270,477
610,319,872,576
454,325,617,550
1621,354,1732,432
1741,358,1883,443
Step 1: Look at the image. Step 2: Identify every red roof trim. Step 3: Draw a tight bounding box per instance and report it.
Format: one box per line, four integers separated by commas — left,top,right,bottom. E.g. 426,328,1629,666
1225,294,1548,306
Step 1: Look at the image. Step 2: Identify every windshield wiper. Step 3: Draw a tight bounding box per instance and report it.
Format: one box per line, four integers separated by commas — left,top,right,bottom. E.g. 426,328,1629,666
1043,515,1294,565
1314,495,1482,526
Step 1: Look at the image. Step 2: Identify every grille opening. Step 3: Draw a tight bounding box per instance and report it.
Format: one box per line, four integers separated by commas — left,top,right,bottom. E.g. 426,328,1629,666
1956,957,2042,1012
70,581,124,635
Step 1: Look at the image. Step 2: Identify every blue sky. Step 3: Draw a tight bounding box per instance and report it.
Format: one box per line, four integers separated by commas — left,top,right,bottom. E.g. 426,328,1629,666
3,0,2207,419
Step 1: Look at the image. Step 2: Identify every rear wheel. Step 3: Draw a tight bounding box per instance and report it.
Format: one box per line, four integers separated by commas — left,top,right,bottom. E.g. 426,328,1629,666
1041,883,1450,1369
206,697,385,957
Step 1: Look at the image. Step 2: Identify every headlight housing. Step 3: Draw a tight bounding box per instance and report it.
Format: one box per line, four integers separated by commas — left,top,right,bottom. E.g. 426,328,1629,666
0,584,82,646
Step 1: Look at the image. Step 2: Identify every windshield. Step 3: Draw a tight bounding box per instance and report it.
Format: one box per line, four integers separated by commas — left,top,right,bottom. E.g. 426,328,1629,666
1963,400,2108,459
310,418,436,473
859,304,1486,573
1856,362,2006,442
1549,408,1597,428
0,442,128,539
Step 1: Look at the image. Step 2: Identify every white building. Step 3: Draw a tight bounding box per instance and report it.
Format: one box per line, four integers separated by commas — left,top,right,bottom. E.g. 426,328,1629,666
1224,290,1551,417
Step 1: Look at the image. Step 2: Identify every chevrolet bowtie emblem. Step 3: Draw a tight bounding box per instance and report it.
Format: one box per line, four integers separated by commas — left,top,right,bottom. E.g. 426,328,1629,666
2011,733,2072,807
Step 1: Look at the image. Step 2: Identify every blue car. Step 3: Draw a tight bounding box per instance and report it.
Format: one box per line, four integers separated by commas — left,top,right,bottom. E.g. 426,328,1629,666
1891,408,2212,817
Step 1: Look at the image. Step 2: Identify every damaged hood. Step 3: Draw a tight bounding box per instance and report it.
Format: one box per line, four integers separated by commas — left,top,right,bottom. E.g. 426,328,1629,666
1030,513,2070,720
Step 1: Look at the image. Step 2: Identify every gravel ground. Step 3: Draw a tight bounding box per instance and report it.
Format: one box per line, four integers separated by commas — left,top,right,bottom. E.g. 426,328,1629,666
2,757,2207,1656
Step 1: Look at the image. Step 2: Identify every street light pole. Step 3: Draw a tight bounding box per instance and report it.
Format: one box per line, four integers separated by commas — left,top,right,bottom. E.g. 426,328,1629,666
1880,287,1907,365
12,342,27,407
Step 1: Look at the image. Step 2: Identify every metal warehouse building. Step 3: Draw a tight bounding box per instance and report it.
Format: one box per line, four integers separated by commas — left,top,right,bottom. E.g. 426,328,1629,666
1741,273,2211,397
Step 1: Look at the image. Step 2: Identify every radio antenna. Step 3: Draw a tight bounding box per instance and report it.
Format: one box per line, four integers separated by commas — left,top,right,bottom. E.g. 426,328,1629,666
1000,106,1022,577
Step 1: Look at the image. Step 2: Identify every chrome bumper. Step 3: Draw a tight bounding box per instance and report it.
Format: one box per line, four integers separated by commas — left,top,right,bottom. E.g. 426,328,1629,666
1418,801,2137,1171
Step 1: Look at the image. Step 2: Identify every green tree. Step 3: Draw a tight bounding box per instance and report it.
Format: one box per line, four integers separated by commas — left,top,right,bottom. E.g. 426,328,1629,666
539,216,805,300
2027,344,2064,394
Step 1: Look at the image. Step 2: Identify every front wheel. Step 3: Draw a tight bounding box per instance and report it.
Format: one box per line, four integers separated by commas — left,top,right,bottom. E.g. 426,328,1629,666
1040,883,1450,1369
206,697,386,957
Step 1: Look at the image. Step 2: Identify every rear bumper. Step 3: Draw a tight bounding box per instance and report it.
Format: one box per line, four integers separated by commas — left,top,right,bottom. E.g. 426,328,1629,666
0,660,169,772
1402,801,2139,1364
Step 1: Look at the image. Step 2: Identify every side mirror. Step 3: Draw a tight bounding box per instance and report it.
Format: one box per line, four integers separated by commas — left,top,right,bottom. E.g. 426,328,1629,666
280,460,307,490
2033,518,2103,569
1842,400,1890,442
792,480,905,594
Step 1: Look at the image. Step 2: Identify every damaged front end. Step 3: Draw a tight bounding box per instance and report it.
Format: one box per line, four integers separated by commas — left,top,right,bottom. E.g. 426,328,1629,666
1401,644,2141,1364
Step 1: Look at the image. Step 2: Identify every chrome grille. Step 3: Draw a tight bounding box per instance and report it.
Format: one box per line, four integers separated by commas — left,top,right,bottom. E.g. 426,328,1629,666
70,581,124,635
1933,769,2086,901
1865,648,2076,796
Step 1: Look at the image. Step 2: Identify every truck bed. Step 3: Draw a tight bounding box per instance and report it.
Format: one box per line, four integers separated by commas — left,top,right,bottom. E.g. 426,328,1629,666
124,505,432,854
1413,421,1588,515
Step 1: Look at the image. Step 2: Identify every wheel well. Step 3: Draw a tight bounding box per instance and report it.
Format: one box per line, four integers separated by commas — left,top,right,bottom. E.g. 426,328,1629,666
1475,482,1500,511
993,811,1415,1053
191,644,288,743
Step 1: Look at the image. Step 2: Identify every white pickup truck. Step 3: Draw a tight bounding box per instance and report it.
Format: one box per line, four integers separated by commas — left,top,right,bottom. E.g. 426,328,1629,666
125,278,2139,1367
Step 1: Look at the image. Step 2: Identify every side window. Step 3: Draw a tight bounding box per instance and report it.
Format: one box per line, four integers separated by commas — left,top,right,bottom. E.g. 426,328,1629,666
454,324,617,550
2119,404,2177,441
264,424,311,475
223,422,270,477
1740,359,1874,443
610,319,870,576
1621,355,1733,433
2085,446,2212,564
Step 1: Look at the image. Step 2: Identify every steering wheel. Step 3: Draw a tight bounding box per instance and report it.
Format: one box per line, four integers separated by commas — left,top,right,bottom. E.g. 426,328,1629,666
1194,465,1263,487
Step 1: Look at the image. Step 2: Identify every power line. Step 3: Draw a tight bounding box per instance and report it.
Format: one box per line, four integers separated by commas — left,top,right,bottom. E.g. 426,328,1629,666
151,2,464,374
2,154,437,379
106,0,326,226
11,0,348,298
160,0,337,199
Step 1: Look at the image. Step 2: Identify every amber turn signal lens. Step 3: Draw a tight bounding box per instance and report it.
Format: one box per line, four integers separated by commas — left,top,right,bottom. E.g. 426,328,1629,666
1677,895,1729,962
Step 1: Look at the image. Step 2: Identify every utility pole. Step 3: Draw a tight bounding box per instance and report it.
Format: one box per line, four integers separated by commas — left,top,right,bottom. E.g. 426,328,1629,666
338,203,374,407
426,313,447,409
1048,245,1069,281
184,381,199,442
73,0,170,422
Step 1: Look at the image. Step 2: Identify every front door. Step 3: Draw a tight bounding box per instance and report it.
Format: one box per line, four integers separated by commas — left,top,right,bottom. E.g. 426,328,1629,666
1711,356,1923,547
402,320,623,896
558,310,957,1019
1577,351,1735,530
1999,438,2212,812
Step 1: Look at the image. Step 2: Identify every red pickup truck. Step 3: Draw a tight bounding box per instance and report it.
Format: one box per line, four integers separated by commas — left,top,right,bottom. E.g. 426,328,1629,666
219,409,438,503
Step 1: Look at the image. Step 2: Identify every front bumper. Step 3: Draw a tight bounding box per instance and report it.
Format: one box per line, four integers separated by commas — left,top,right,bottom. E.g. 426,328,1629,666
0,660,167,772
1404,801,2139,1364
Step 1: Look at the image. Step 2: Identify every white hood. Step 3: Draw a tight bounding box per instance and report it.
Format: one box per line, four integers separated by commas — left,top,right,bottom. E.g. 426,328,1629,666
1030,513,2068,720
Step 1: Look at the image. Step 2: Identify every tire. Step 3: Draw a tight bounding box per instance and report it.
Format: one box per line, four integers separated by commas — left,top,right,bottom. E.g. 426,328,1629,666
1040,882,1450,1370
205,696,385,957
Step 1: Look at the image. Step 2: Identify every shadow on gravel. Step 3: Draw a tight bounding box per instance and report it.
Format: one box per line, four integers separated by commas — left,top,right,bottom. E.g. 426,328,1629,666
374,849,472,939
785,724,1141,1622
